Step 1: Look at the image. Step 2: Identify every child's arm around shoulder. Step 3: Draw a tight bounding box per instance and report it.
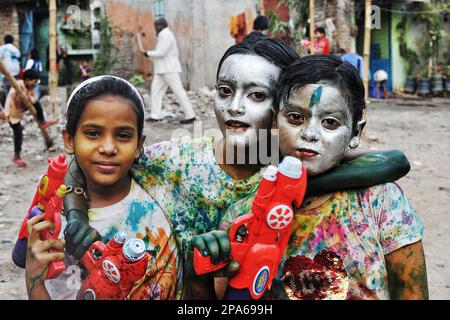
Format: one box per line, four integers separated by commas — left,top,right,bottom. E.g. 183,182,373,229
307,150,410,196
25,215,65,300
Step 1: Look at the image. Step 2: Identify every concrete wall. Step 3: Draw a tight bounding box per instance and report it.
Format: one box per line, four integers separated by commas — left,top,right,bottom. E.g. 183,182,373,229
165,0,259,89
391,8,408,90
103,0,157,79
163,0,193,88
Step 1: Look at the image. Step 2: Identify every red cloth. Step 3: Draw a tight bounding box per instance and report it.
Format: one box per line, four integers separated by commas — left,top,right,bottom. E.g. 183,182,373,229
235,13,247,43
316,37,331,55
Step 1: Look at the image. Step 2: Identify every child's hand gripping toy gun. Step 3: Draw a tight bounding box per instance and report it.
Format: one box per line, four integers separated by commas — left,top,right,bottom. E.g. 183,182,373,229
12,154,68,279
193,156,307,299
78,231,150,300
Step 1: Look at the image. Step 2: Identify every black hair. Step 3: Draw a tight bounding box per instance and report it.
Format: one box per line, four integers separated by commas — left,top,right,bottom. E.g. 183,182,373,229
66,76,145,140
314,27,325,35
4,35,14,44
274,55,366,137
216,36,299,80
23,69,40,80
154,18,168,28
253,15,269,31
30,48,39,60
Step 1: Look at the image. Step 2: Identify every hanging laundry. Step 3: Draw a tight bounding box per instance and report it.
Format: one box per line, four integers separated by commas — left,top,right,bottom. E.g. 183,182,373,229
230,15,238,38
230,12,248,44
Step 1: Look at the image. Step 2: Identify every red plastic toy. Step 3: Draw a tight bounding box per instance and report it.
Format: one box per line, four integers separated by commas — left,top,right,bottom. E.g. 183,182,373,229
13,154,68,279
194,156,307,299
79,231,150,300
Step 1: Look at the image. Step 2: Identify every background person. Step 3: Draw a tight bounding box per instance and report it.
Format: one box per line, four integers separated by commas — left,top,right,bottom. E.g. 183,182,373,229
143,18,196,124
4,69,56,167
0,34,21,106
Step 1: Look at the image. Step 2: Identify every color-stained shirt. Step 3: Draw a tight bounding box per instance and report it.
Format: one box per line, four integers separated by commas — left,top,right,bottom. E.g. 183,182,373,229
45,179,182,300
132,136,262,254
221,182,423,300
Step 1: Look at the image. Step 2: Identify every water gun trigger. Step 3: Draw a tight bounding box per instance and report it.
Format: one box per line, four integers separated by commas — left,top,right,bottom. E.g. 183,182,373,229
193,247,227,275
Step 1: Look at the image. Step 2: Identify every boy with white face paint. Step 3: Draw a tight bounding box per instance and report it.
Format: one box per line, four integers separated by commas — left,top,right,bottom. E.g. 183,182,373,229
219,55,428,300
277,83,364,176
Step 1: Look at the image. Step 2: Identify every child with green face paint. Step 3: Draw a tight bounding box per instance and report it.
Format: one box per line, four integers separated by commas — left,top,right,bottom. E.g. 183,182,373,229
215,55,427,300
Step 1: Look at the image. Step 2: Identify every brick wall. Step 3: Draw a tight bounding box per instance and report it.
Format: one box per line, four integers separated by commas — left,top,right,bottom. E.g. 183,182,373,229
0,5,20,44
103,0,156,80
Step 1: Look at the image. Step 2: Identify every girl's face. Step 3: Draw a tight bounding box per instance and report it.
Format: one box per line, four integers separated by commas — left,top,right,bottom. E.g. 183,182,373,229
275,84,362,176
63,94,144,189
214,54,280,147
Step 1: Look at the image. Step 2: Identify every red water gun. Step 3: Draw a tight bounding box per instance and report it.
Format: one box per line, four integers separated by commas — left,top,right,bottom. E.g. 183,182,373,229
79,231,150,300
194,156,307,299
12,154,68,279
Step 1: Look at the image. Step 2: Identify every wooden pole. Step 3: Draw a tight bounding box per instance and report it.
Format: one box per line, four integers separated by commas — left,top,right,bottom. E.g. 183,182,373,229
0,59,53,148
260,0,265,16
363,0,372,99
310,0,315,53
49,0,57,135
136,33,146,53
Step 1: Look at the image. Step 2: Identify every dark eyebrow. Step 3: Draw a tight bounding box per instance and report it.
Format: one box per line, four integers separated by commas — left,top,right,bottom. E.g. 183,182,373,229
316,107,348,118
81,124,103,130
282,102,309,115
81,124,136,132
115,126,136,132
217,78,274,91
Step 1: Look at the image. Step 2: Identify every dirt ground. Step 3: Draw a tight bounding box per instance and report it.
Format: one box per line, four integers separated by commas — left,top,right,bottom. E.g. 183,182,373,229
0,91,449,299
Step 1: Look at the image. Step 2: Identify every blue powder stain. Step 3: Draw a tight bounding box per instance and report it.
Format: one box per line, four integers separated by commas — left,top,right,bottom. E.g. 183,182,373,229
125,199,156,232
308,86,323,110
103,225,119,242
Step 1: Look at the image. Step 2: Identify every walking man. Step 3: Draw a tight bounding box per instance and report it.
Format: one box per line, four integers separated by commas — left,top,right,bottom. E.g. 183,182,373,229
143,18,196,124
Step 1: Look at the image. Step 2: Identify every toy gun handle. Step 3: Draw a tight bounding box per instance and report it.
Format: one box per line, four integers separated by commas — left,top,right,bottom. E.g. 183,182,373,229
42,185,67,279
193,247,227,275
193,214,253,276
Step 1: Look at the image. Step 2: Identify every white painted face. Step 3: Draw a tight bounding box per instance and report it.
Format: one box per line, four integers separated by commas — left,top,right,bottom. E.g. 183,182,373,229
214,54,281,147
275,84,362,176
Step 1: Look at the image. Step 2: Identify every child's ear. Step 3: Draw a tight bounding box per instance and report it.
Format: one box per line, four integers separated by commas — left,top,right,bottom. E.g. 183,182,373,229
135,135,146,159
62,129,75,155
349,119,366,149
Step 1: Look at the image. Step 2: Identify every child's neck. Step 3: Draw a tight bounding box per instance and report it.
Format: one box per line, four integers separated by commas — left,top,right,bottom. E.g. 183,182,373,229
87,174,132,208
214,138,265,180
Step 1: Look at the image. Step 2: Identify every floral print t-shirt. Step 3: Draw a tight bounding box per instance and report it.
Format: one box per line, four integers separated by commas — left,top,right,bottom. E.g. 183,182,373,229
132,136,262,254
221,182,424,300
45,179,182,300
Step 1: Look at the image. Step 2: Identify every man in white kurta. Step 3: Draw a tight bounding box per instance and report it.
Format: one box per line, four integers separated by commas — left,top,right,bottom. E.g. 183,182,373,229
144,18,196,123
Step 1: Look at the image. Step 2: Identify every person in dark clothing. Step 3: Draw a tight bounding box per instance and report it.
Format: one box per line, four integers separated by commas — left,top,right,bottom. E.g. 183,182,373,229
244,15,270,41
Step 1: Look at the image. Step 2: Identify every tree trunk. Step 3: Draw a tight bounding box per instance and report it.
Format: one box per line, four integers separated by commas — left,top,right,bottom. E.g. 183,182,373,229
334,0,353,52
